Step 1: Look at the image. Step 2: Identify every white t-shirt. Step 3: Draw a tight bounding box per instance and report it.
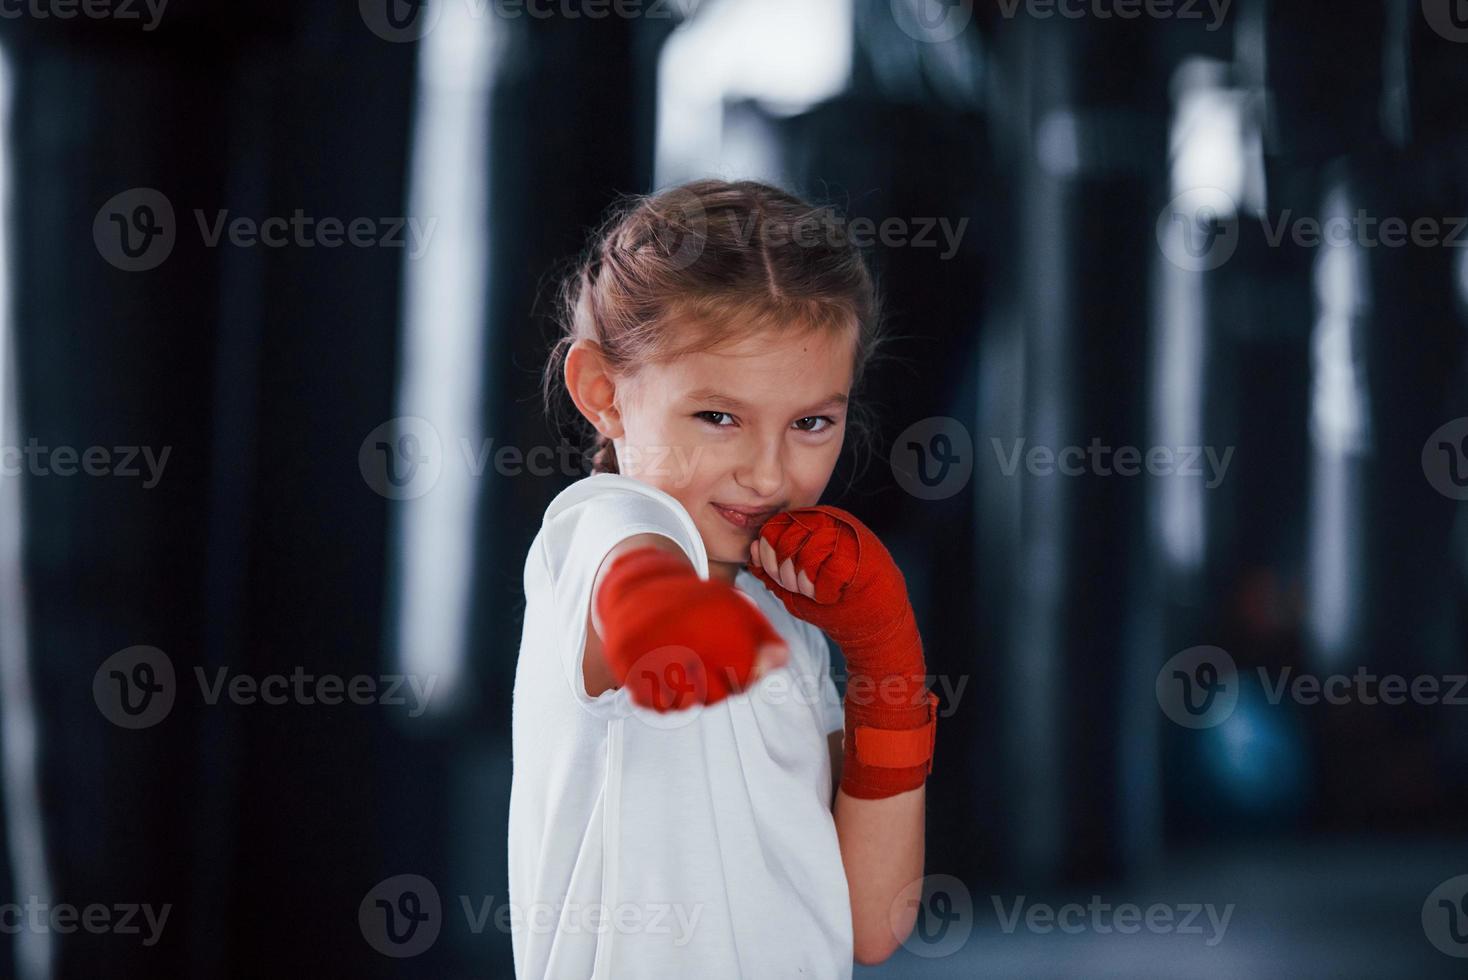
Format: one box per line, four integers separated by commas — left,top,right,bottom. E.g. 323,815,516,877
508,473,852,979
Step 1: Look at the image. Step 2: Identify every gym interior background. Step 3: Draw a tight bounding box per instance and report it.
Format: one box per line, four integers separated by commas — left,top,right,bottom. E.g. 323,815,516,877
0,0,1465,977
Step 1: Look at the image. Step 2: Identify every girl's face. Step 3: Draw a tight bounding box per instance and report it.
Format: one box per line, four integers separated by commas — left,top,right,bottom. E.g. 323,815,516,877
613,326,855,583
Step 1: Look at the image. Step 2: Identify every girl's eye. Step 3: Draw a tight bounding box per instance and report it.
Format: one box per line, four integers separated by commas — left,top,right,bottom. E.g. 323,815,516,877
695,411,838,432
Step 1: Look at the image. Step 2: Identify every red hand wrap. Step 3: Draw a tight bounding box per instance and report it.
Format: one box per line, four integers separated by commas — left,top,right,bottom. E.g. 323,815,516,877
747,506,937,799
595,546,784,712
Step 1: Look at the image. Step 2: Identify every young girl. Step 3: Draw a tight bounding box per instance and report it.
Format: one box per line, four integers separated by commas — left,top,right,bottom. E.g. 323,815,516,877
508,179,939,978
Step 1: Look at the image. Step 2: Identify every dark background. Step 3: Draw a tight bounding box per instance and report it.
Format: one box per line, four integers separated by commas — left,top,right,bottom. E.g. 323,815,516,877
0,0,1464,976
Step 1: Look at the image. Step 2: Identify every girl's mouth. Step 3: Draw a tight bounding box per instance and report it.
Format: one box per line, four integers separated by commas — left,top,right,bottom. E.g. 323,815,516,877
711,502,775,531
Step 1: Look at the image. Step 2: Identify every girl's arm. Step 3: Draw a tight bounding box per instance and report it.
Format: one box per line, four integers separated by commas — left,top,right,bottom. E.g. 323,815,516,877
827,722,925,963
833,767,925,964
583,533,687,698
586,534,790,707
750,509,937,966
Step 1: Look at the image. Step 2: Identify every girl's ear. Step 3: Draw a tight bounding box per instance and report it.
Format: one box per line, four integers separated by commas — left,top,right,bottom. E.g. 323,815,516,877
565,339,625,439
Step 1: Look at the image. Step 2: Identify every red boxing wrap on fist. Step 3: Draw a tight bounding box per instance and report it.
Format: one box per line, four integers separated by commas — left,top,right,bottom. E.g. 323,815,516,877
746,506,938,800
595,546,786,712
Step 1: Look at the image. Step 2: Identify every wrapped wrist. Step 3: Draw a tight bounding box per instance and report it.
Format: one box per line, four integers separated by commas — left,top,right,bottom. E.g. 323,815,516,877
840,686,938,800
837,604,935,798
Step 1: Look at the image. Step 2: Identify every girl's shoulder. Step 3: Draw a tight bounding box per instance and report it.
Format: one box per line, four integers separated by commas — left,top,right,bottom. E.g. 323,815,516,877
537,473,710,582
542,472,677,522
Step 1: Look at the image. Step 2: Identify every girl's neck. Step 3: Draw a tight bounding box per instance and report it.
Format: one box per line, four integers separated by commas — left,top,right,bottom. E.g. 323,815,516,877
708,559,740,586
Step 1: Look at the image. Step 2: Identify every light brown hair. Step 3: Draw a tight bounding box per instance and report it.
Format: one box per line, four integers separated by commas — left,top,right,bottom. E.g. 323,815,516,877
542,178,885,479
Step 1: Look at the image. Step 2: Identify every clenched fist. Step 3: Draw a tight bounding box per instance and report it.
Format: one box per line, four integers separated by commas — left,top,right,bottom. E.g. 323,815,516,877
747,506,938,799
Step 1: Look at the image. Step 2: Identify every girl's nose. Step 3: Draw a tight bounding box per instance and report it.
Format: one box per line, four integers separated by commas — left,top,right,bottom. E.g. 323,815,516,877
736,440,784,498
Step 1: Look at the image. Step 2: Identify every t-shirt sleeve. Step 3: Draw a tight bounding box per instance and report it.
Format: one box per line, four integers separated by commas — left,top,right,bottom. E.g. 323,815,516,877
539,485,705,715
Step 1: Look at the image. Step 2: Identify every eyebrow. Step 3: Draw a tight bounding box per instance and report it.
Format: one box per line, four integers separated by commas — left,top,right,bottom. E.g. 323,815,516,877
684,387,848,414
